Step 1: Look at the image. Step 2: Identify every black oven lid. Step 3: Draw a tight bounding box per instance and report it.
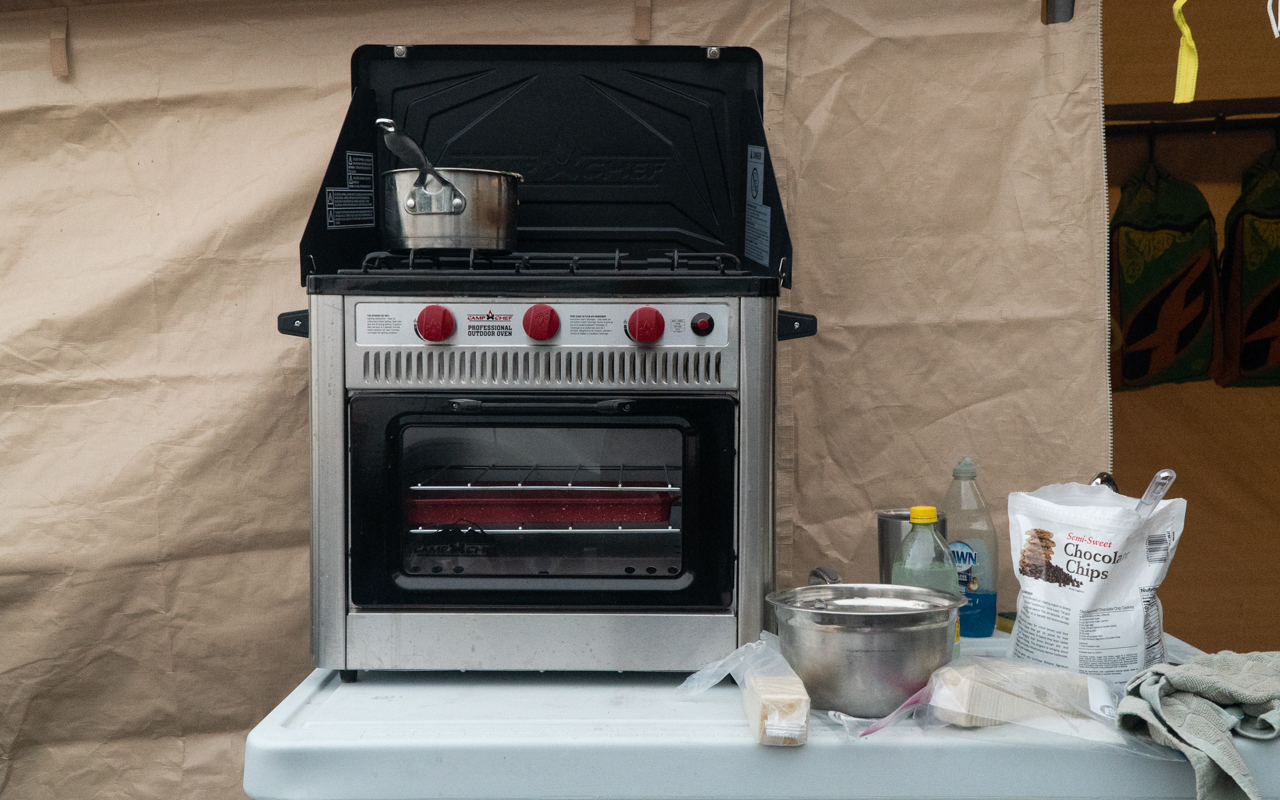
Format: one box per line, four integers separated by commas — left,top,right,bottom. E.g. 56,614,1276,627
300,45,791,288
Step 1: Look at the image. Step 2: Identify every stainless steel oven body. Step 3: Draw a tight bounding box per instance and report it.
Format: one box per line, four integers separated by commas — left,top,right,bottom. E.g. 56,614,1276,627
292,44,809,672
310,294,776,671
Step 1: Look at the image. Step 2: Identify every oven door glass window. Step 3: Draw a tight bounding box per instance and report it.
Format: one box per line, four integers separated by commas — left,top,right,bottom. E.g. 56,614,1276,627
347,393,735,610
401,427,684,579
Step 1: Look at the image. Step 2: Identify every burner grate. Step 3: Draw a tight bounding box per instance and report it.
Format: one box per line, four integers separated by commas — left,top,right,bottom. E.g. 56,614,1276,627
346,249,744,276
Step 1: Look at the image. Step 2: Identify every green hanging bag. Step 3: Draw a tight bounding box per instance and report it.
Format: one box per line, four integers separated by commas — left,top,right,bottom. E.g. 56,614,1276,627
1217,148,1280,386
1109,162,1216,390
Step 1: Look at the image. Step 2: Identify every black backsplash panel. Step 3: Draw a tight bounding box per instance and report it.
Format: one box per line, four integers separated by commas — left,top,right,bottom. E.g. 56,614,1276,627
302,46,792,287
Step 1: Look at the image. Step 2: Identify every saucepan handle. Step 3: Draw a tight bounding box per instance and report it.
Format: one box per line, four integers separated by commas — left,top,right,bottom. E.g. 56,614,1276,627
375,118,467,214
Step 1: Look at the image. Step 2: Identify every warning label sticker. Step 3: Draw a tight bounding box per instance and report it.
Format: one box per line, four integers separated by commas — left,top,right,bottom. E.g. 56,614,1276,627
346,152,373,190
326,189,375,228
744,145,771,267
363,314,401,335
567,314,613,336
325,150,375,229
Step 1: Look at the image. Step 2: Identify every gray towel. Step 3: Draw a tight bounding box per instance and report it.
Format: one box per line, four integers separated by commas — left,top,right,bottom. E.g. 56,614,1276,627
1118,652,1280,800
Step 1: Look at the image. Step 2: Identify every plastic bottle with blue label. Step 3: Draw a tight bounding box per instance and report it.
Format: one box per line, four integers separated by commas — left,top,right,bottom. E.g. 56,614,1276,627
941,457,999,637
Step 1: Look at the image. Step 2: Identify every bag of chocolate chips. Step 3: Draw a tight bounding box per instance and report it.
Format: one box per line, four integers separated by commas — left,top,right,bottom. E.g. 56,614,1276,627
1006,483,1186,691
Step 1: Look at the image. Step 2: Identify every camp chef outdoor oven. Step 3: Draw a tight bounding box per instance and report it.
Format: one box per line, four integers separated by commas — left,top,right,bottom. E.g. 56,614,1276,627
281,44,814,674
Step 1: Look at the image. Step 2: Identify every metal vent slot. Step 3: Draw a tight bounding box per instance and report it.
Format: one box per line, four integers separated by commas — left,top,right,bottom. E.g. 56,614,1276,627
351,347,731,388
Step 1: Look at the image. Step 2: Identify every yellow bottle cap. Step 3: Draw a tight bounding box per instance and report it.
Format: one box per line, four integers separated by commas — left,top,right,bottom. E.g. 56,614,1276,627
910,505,938,524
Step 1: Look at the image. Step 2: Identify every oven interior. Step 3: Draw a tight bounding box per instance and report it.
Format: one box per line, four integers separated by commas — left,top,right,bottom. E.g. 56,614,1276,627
399,426,685,579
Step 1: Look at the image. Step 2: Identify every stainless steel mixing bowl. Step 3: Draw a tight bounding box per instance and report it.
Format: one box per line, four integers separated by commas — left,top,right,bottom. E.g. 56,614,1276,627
767,583,965,718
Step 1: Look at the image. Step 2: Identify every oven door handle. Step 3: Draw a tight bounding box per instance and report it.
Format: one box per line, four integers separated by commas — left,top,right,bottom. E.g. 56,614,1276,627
448,398,637,414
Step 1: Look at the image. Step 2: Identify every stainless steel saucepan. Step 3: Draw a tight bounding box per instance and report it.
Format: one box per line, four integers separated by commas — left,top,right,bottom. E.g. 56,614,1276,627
768,575,965,718
376,119,521,250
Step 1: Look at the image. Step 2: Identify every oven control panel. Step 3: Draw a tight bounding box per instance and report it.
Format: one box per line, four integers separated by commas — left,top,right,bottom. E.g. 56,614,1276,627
354,302,732,347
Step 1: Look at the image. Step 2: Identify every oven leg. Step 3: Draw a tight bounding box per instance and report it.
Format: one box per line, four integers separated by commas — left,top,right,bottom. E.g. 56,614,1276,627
339,670,358,683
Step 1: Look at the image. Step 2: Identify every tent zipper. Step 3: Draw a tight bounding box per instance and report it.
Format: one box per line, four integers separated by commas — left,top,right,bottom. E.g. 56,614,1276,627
1097,0,1113,472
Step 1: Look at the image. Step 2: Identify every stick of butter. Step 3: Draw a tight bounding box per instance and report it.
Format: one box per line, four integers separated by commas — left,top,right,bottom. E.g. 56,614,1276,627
742,673,810,746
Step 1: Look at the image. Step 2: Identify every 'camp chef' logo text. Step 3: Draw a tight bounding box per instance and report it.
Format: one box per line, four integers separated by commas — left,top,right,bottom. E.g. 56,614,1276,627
467,311,513,322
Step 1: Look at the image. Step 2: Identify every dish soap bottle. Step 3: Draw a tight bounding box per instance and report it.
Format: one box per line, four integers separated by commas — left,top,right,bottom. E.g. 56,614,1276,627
890,506,958,595
941,457,998,637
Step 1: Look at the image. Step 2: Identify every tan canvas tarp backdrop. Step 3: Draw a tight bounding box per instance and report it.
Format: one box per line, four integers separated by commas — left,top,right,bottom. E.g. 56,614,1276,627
0,1,1108,797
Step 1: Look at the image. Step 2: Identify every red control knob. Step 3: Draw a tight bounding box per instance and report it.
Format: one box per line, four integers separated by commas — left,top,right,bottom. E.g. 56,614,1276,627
416,305,455,342
627,306,665,344
523,303,560,341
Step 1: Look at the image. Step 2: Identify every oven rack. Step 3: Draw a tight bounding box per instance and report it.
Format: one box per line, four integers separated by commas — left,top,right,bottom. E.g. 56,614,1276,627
350,249,746,275
409,464,682,492
407,525,679,535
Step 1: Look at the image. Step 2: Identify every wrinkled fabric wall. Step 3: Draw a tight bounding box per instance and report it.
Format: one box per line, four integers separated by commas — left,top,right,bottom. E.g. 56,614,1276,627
0,1,1106,797
779,0,1110,595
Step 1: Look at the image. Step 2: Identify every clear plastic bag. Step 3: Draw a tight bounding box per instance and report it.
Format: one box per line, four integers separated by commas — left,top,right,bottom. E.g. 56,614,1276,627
843,656,1181,760
677,632,810,746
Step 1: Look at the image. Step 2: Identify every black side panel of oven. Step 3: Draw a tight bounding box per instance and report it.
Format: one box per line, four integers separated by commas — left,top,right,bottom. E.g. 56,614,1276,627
347,393,736,610
299,87,380,285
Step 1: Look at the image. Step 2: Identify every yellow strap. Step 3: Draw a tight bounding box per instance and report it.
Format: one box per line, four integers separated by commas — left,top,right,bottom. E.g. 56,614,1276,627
1173,0,1199,104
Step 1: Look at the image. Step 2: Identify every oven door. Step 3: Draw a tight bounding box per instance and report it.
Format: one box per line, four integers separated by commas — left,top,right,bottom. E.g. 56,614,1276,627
348,393,736,610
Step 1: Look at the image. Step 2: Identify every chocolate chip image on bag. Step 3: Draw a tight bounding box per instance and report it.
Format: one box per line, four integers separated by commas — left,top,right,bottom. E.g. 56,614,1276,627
1007,484,1185,691
1018,529,1081,588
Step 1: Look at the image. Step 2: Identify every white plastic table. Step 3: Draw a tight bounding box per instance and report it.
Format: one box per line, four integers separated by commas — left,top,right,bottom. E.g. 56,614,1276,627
243,635,1279,800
